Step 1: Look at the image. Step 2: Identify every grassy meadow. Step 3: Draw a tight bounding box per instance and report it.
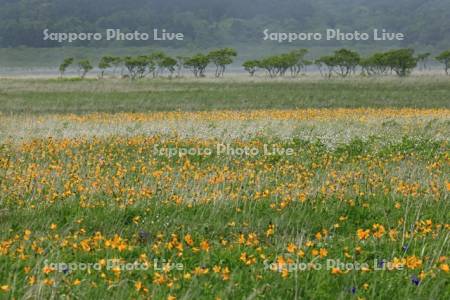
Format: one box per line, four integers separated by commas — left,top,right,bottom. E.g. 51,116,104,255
1,76,450,114
0,77,449,299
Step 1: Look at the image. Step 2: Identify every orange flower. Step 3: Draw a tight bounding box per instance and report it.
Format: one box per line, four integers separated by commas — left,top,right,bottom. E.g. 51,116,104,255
315,232,322,240
439,264,449,272
43,279,54,286
221,267,230,281
372,224,385,239
73,279,81,286
80,239,91,252
389,229,398,241
266,224,275,237
406,256,422,269
42,265,54,274
319,248,328,258
331,268,342,275
200,240,210,252
184,234,194,246
192,267,209,275
24,229,32,241
287,243,297,253
357,229,370,240
392,257,406,268
153,272,166,285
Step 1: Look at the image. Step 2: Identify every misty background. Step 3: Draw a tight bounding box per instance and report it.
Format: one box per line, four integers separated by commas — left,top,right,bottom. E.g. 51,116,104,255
0,0,449,68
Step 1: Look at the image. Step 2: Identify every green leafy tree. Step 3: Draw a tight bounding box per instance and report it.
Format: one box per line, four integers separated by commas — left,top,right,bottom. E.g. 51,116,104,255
315,56,337,78
417,52,431,70
383,49,417,77
78,59,93,79
110,56,123,76
333,49,360,77
436,50,450,75
278,53,297,76
361,53,390,76
256,51,310,77
316,49,360,78
258,55,292,77
161,56,177,77
242,60,259,76
98,56,114,78
208,48,237,77
258,56,278,77
288,49,311,76
149,51,167,78
59,58,74,78
185,54,210,77
124,56,149,79
175,56,189,77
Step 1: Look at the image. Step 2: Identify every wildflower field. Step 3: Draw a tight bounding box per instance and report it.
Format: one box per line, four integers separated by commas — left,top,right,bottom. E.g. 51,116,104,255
0,78,449,299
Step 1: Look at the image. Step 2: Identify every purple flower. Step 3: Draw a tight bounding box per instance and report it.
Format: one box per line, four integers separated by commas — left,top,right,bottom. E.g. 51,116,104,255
411,275,420,286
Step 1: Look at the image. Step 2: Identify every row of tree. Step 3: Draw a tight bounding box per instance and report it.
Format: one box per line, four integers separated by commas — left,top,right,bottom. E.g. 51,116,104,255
59,48,237,79
243,49,311,77
245,49,450,78
59,48,450,79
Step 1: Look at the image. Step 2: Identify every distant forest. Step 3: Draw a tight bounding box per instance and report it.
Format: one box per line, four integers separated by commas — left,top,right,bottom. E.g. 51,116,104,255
0,0,449,49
